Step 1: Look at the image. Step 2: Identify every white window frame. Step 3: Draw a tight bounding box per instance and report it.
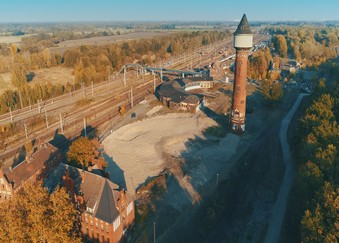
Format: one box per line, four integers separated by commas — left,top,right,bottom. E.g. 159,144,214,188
127,202,133,215
113,216,120,232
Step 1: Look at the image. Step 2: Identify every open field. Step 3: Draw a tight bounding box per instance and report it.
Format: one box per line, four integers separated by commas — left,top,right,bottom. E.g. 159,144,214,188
50,31,168,54
0,67,74,96
0,34,34,44
31,67,74,85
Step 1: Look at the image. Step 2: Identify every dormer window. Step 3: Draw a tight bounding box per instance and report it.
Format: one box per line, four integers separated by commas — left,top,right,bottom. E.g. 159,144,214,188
86,201,97,214
86,207,94,214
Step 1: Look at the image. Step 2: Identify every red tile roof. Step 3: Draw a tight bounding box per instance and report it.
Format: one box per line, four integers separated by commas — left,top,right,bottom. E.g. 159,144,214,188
5,143,59,190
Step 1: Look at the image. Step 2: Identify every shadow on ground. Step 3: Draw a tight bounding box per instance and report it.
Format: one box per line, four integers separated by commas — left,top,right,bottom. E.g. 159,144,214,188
103,152,127,190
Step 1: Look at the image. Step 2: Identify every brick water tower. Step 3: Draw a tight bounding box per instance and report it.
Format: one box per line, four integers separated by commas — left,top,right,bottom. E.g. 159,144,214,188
230,14,253,133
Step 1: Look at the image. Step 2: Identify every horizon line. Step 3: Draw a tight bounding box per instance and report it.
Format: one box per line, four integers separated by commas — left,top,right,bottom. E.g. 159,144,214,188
0,19,339,24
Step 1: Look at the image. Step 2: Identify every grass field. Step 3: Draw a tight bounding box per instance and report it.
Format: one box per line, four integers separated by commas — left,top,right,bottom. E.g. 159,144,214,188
0,34,35,44
50,31,168,55
0,67,74,95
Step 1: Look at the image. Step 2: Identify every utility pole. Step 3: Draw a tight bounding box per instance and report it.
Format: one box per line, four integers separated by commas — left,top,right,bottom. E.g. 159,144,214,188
130,177,135,192
37,99,41,113
153,71,156,92
28,97,31,110
19,90,23,109
91,81,94,98
59,113,63,134
24,123,28,139
130,87,133,108
9,107,13,122
45,110,49,128
83,118,87,137
82,82,86,98
123,66,126,86
160,62,163,82
108,68,111,84
110,115,113,133
191,54,193,69
154,222,156,243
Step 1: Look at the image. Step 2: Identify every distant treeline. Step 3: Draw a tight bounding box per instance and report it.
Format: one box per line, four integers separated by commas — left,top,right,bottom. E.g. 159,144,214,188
268,26,339,65
0,30,230,114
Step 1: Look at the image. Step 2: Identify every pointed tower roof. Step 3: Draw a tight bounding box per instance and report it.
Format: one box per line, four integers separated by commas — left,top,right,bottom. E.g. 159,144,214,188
234,14,252,35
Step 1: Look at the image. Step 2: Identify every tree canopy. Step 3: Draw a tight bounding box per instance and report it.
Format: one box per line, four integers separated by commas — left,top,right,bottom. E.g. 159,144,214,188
67,136,107,170
272,34,288,58
283,62,339,242
260,79,284,104
0,182,80,242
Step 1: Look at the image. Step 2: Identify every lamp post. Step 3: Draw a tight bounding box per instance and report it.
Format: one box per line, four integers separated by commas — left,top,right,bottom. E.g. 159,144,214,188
154,222,156,243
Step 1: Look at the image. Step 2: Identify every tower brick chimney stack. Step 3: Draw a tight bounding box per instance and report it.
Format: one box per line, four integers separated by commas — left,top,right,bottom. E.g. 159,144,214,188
230,14,253,133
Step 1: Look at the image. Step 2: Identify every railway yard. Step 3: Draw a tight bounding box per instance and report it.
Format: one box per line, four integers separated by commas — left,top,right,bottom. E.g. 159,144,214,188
1,32,279,243
0,33,269,166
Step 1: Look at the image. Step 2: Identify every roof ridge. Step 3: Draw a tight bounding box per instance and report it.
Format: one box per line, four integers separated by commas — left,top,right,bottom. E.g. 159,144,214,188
93,176,106,215
105,180,114,222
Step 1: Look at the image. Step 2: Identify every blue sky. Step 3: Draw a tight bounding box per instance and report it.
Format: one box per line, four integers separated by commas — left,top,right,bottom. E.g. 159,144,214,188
0,0,338,22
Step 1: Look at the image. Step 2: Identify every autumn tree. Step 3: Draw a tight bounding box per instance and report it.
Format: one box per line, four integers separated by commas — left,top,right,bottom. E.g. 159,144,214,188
260,79,284,104
273,34,288,58
0,182,80,242
249,47,272,79
67,136,107,170
301,182,339,242
24,140,34,155
11,63,27,88
281,59,339,242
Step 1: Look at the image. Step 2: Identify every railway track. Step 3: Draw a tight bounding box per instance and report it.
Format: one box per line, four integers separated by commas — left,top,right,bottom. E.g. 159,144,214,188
0,34,269,163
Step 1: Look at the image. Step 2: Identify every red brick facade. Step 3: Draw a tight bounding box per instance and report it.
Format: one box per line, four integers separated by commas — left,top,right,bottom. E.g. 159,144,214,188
0,143,61,203
0,170,13,202
230,48,251,132
58,165,135,243
81,199,135,243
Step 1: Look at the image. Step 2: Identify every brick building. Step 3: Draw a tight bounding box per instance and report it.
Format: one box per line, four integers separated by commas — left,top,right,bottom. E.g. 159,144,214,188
156,79,204,112
45,163,135,243
0,142,61,202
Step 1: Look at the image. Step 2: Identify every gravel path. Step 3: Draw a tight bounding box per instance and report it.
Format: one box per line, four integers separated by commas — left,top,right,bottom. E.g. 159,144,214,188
264,94,308,243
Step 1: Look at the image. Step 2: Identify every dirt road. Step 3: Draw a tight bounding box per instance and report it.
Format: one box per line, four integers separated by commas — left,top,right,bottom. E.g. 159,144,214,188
264,94,308,243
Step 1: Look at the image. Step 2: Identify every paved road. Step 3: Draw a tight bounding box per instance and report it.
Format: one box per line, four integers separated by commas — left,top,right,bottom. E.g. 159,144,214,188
264,93,308,243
